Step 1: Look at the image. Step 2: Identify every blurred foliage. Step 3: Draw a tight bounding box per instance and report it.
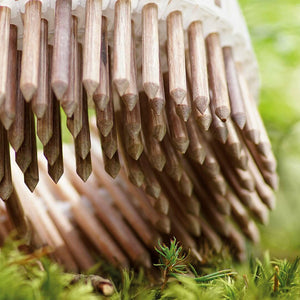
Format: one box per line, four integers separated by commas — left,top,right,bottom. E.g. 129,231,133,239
239,0,300,257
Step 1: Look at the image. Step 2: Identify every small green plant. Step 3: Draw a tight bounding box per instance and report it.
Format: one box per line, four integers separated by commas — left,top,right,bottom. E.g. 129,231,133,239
154,238,189,290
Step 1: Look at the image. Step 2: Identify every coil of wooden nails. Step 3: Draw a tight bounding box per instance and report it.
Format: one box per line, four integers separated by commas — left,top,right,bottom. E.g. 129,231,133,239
0,0,278,269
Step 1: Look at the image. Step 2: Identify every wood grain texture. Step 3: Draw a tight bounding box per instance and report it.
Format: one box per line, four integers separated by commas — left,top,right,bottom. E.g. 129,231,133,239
122,21,138,111
0,6,11,106
0,125,13,200
167,11,187,104
51,0,72,100
113,0,131,96
93,16,109,110
206,33,231,122
164,73,189,153
188,21,210,113
20,0,41,101
32,19,48,119
142,3,159,99
5,188,28,237
62,16,79,117
95,94,113,137
139,92,166,141
99,125,118,160
24,107,39,192
162,134,183,182
83,0,102,97
0,24,17,130
223,47,246,129
43,95,60,166
8,51,24,151
74,87,91,160
186,116,206,164
140,98,166,171
47,106,63,183
37,45,54,146
102,151,121,179
236,64,260,144
16,102,32,173
67,43,83,138
150,70,165,115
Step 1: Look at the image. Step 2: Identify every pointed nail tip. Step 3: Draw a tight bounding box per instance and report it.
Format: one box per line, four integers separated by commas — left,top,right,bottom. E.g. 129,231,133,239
215,106,230,122
170,89,186,105
122,94,138,111
83,78,99,98
150,98,165,115
195,96,209,114
144,82,159,100
113,78,129,97
33,105,47,119
51,81,68,100
232,113,246,130
94,95,109,111
21,83,37,102
246,130,260,145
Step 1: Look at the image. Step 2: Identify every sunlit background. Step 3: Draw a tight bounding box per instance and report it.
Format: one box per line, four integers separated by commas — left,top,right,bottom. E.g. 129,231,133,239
240,0,300,258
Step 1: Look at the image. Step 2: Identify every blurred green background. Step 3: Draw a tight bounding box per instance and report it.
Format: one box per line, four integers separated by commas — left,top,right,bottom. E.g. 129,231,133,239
240,0,300,258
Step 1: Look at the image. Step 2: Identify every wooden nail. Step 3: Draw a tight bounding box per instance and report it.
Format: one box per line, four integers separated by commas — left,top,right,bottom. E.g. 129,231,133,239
225,119,241,160
236,64,260,144
74,87,91,160
102,151,121,179
93,16,109,110
0,6,10,106
179,171,193,197
95,95,113,137
164,73,189,153
193,105,212,131
142,3,160,99
188,21,210,113
167,11,187,104
150,69,165,115
32,19,48,118
20,0,41,101
206,33,231,121
122,20,138,111
51,0,72,100
43,96,61,166
115,108,144,187
0,24,17,130
210,106,228,143
47,113,63,183
37,45,54,146
62,16,79,117
123,100,141,138
5,188,28,237
24,107,39,192
140,92,166,141
113,0,131,96
0,125,13,200
223,47,246,129
186,116,206,164
75,152,92,182
83,0,102,97
139,153,161,199
99,126,118,160
67,42,83,138
8,51,25,151
162,134,183,182
16,102,32,173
